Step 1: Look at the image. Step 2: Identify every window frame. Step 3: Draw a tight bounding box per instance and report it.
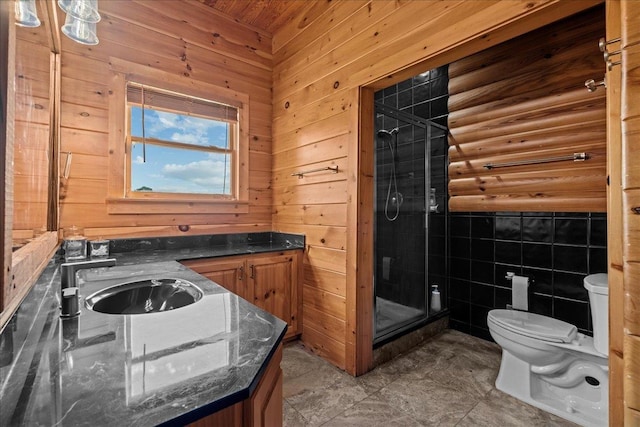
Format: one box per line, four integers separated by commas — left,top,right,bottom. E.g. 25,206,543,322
125,85,238,200
106,60,249,215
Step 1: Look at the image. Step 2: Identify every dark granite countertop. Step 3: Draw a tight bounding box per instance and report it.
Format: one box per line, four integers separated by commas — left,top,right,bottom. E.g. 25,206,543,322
107,232,305,266
0,232,303,426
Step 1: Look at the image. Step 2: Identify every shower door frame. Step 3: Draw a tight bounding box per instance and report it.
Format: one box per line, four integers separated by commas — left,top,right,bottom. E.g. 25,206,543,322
373,101,447,345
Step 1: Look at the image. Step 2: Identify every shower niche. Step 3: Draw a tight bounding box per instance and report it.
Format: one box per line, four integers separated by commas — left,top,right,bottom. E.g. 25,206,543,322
373,66,449,344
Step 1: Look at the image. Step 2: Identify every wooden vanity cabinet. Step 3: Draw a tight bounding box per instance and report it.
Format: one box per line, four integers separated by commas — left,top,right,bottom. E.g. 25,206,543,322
187,344,283,427
182,250,301,340
186,257,245,296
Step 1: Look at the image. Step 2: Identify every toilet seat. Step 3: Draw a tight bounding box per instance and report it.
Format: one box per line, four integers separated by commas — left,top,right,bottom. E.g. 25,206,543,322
488,309,577,343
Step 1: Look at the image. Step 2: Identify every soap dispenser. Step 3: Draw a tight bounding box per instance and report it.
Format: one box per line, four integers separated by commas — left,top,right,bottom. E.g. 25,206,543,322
430,284,441,313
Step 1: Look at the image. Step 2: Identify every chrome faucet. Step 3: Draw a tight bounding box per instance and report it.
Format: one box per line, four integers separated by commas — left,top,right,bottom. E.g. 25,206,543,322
60,258,116,317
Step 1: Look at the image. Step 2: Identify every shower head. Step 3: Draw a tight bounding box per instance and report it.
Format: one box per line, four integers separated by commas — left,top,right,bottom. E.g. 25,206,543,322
377,128,399,137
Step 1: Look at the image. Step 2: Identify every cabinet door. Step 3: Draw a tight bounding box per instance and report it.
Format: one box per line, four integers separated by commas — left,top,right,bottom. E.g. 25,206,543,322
181,258,244,297
247,253,297,337
245,344,283,427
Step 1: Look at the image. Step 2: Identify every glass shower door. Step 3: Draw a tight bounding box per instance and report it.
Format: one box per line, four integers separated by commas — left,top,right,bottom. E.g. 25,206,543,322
374,106,430,343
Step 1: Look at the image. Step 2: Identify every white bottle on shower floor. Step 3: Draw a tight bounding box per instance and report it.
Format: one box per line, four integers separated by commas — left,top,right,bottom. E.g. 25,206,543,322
430,284,441,313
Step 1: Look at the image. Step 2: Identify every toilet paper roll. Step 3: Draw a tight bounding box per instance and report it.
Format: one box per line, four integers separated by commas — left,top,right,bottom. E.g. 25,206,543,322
512,275,529,311
382,257,391,281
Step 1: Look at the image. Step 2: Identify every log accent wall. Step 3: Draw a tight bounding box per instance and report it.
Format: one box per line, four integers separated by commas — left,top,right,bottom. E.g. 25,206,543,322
447,7,606,212
271,0,602,374
621,0,640,421
58,0,273,239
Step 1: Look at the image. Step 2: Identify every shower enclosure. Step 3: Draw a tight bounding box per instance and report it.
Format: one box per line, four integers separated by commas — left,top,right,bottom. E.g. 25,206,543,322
374,100,448,344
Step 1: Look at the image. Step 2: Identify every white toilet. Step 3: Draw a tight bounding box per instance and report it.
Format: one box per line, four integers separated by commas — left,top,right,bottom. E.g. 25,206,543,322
487,273,609,427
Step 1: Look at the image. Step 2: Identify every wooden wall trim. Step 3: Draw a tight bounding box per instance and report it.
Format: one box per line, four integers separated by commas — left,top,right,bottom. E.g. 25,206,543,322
47,52,60,231
345,87,374,375
448,6,607,212
0,0,13,315
605,0,623,424
621,0,640,417
1,232,58,329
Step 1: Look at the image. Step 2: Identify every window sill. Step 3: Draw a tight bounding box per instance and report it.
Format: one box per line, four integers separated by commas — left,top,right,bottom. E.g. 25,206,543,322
106,198,250,215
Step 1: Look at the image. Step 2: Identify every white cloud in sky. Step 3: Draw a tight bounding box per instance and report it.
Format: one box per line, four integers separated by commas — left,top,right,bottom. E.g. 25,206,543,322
133,155,145,164
144,110,228,148
171,132,200,145
161,159,230,192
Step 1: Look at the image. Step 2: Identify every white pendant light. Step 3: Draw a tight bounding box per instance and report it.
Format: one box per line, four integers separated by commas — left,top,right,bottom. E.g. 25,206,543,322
15,0,41,28
59,0,100,23
59,0,101,45
61,13,99,45
57,0,73,13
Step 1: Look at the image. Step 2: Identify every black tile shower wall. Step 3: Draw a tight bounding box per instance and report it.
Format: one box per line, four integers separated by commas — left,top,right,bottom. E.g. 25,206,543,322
375,66,449,314
448,212,607,341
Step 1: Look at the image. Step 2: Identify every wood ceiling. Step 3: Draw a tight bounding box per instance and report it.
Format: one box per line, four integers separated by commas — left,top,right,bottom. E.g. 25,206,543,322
197,0,312,35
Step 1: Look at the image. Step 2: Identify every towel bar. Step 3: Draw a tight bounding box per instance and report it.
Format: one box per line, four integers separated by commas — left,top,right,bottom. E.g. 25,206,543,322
291,165,339,178
483,153,588,170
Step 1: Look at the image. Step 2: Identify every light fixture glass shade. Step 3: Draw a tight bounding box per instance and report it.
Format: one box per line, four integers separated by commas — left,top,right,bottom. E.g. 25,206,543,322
57,0,73,13
15,0,41,27
58,0,101,23
62,14,99,45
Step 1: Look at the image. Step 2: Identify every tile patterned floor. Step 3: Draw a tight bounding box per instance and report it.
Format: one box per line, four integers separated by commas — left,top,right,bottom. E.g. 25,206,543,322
282,329,577,426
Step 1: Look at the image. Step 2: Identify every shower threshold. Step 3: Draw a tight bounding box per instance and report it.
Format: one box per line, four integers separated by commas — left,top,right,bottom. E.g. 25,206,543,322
375,296,424,338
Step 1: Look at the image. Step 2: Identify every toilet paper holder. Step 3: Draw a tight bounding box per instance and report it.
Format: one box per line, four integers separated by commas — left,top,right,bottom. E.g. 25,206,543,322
505,272,531,311
505,271,534,284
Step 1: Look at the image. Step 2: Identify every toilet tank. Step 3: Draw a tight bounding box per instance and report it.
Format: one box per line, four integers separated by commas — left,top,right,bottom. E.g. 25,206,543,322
584,273,608,355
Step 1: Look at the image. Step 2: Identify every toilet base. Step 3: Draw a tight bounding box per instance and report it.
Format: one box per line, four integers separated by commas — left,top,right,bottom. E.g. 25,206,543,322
496,350,607,427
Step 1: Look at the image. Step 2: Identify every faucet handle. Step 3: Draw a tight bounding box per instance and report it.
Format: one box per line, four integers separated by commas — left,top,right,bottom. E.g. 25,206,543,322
61,258,116,289
59,258,116,318
60,287,80,318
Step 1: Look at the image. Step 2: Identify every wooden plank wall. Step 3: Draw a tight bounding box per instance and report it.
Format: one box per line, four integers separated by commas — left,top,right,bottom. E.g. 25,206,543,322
621,1,640,422
12,25,51,242
447,7,607,212
58,0,273,239
271,0,602,374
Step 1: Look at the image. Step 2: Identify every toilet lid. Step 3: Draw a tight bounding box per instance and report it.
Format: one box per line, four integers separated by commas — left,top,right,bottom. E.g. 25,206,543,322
488,309,577,343
584,273,608,295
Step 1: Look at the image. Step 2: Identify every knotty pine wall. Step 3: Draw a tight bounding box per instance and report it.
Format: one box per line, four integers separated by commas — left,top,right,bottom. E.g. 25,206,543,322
58,0,273,238
448,7,606,212
271,0,601,374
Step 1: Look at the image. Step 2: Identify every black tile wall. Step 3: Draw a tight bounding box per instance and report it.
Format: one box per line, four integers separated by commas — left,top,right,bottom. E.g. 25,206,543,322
375,67,607,348
374,66,449,319
449,212,607,340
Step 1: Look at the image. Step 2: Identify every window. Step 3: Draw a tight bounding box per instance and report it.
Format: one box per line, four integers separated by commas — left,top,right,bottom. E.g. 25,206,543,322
126,84,237,198
106,64,249,215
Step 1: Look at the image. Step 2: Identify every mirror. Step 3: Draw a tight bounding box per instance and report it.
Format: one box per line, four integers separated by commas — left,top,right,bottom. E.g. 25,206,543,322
1,1,59,328
12,4,52,249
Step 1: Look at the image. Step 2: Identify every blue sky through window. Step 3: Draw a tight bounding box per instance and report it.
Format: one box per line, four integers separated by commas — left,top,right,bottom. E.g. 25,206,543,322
130,107,231,195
